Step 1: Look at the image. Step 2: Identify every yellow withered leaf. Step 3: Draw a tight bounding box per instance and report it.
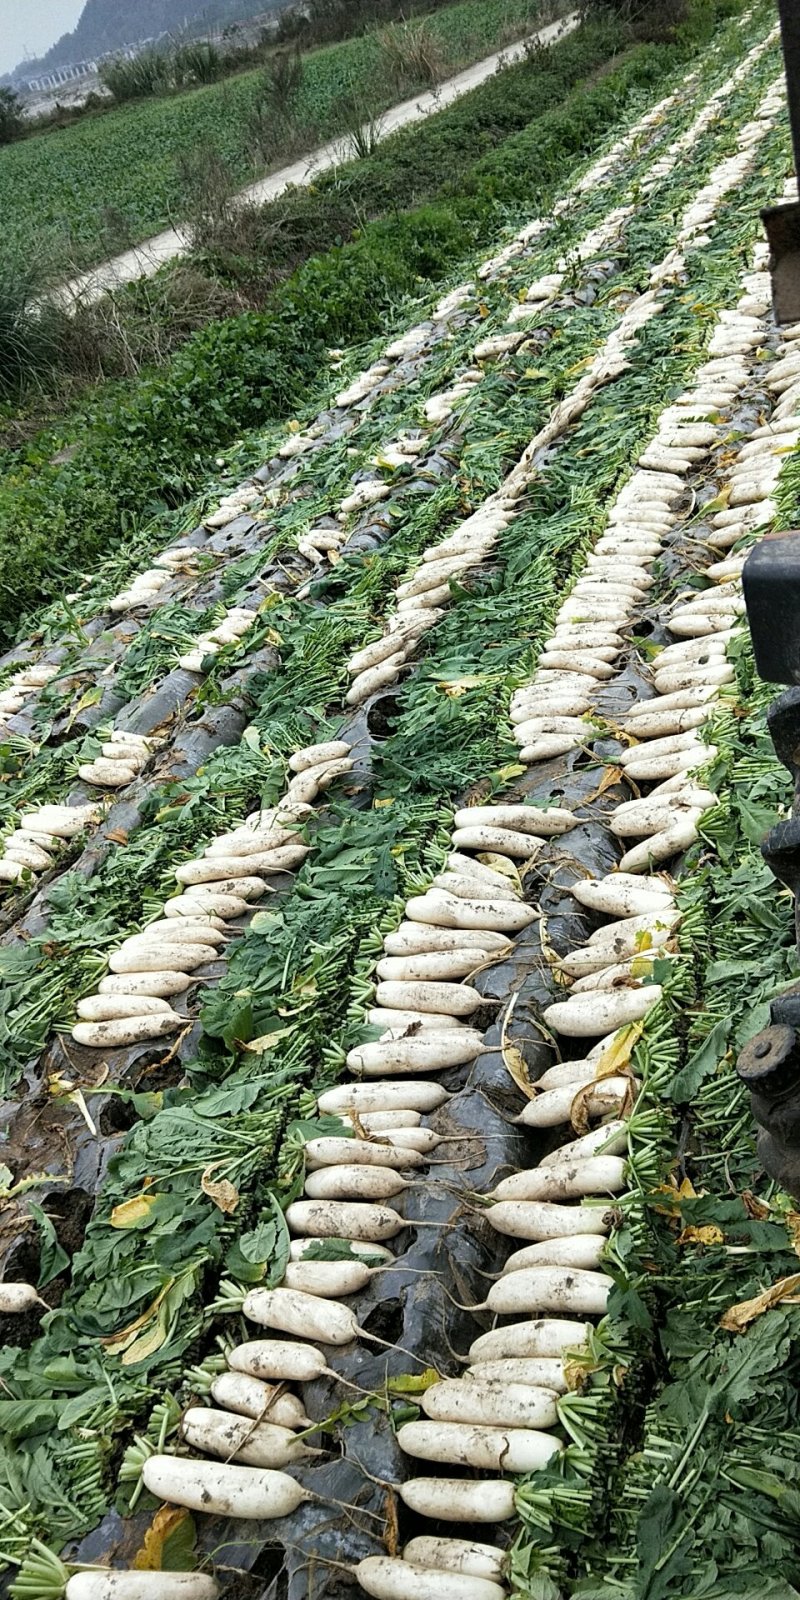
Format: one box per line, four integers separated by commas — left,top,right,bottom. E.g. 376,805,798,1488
501,992,538,1100
110,1192,162,1230
594,1022,643,1080
786,1211,800,1256
134,1506,195,1571
436,675,485,698
102,1283,172,1354
719,1272,800,1333
476,852,521,889
677,1224,724,1248
201,1165,240,1214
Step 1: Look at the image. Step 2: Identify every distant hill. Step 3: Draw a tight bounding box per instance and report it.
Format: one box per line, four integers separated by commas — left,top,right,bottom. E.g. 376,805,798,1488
14,0,290,77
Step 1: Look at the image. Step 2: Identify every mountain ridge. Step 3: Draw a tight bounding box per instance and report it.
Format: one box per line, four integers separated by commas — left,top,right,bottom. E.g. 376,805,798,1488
13,0,285,78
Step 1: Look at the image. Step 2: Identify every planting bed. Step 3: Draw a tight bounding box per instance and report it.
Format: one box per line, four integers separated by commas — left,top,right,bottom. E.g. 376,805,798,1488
4,8,800,1600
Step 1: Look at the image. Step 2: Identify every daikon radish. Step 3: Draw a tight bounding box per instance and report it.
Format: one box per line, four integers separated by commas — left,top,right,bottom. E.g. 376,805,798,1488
501,1234,608,1273
165,893,249,919
449,826,544,858
399,1478,516,1523
289,741,350,773
99,972,192,997
422,1379,558,1429
0,1283,43,1313
453,805,574,836
490,1155,626,1203
402,1538,504,1582
285,1200,405,1240
570,878,673,919
346,1031,483,1076
341,1110,421,1131
76,996,175,1022
354,1557,504,1600
304,1137,424,1170
65,1576,218,1600
175,857,281,885
543,987,661,1035
516,1078,631,1128
210,1372,311,1428
539,1121,627,1167
380,1128,440,1153
72,1015,183,1048
468,1317,590,1364
303,1165,408,1201
467,1358,566,1390
619,814,703,871
108,942,216,973
368,1008,463,1033
434,873,518,903
347,654,409,705
318,1082,449,1113
375,981,483,1018
610,792,714,836
406,889,535,932
536,1060,597,1090
383,925,512,956
243,1286,361,1344
289,1237,394,1262
283,1260,373,1297
397,1419,559,1473
377,952,494,982
485,1265,613,1316
229,1340,333,1382
138,919,226,945
180,876,266,899
181,1408,313,1467
141,1456,309,1519
487,1200,614,1241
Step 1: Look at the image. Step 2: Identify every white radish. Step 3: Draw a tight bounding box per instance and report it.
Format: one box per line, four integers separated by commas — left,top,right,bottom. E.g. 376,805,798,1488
347,1032,482,1076
368,1008,463,1033
542,988,661,1035
501,1234,608,1273
289,741,350,772
486,1268,611,1318
449,826,543,858
376,952,492,981
99,972,192,997
406,889,535,932
515,1077,631,1128
421,1379,558,1429
243,1286,361,1344
468,1317,590,1363
65,1577,218,1600
539,1119,628,1166
318,1082,449,1113
181,1408,314,1467
303,1165,408,1201
76,996,175,1022
229,1340,333,1383
374,981,483,1018
402,1538,504,1582
138,919,226,945
339,1111,421,1131
536,1059,597,1090
396,1419,559,1473
289,1237,394,1262
570,878,673,919
354,1557,504,1600
491,1155,626,1203
433,873,518,903
141,1456,309,1519
452,805,574,836
180,876,266,900
165,893,249,919
398,1478,516,1523
487,1199,614,1242
380,1128,440,1153
285,1200,405,1240
210,1372,311,1428
108,943,216,973
304,1137,423,1170
282,1260,373,1297
383,924,512,957
0,1283,43,1313
72,1016,183,1048
619,816,703,871
467,1358,567,1390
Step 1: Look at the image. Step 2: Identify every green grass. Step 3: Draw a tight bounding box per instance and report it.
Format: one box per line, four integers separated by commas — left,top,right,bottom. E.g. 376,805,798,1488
0,0,548,273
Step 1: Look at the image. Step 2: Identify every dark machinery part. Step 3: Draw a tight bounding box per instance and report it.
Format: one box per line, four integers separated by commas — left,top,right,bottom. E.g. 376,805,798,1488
763,0,800,322
738,544,800,1194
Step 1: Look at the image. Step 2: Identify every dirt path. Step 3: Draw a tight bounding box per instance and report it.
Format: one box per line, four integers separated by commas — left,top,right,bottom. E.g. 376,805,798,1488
58,11,577,306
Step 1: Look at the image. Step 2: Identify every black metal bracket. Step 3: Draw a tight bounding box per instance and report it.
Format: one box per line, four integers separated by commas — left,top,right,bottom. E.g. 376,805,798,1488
736,537,800,1192
762,0,800,323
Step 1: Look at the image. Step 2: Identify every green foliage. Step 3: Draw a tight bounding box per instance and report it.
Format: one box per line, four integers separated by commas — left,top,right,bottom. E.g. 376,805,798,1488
0,88,23,147
0,22,692,641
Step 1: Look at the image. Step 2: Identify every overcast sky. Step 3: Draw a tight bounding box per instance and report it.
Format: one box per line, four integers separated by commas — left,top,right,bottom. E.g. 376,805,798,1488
0,0,86,75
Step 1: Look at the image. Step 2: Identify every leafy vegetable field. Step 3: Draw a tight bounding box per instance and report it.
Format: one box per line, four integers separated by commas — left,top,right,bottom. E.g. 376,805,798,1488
4,6,800,1599
0,0,548,273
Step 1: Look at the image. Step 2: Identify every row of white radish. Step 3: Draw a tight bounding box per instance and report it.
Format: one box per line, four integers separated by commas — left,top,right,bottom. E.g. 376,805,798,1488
69,739,353,1047
9,34,792,1600
0,27,770,917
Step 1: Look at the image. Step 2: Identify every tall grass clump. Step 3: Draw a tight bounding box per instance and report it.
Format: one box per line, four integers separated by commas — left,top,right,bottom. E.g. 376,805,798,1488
0,256,69,402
